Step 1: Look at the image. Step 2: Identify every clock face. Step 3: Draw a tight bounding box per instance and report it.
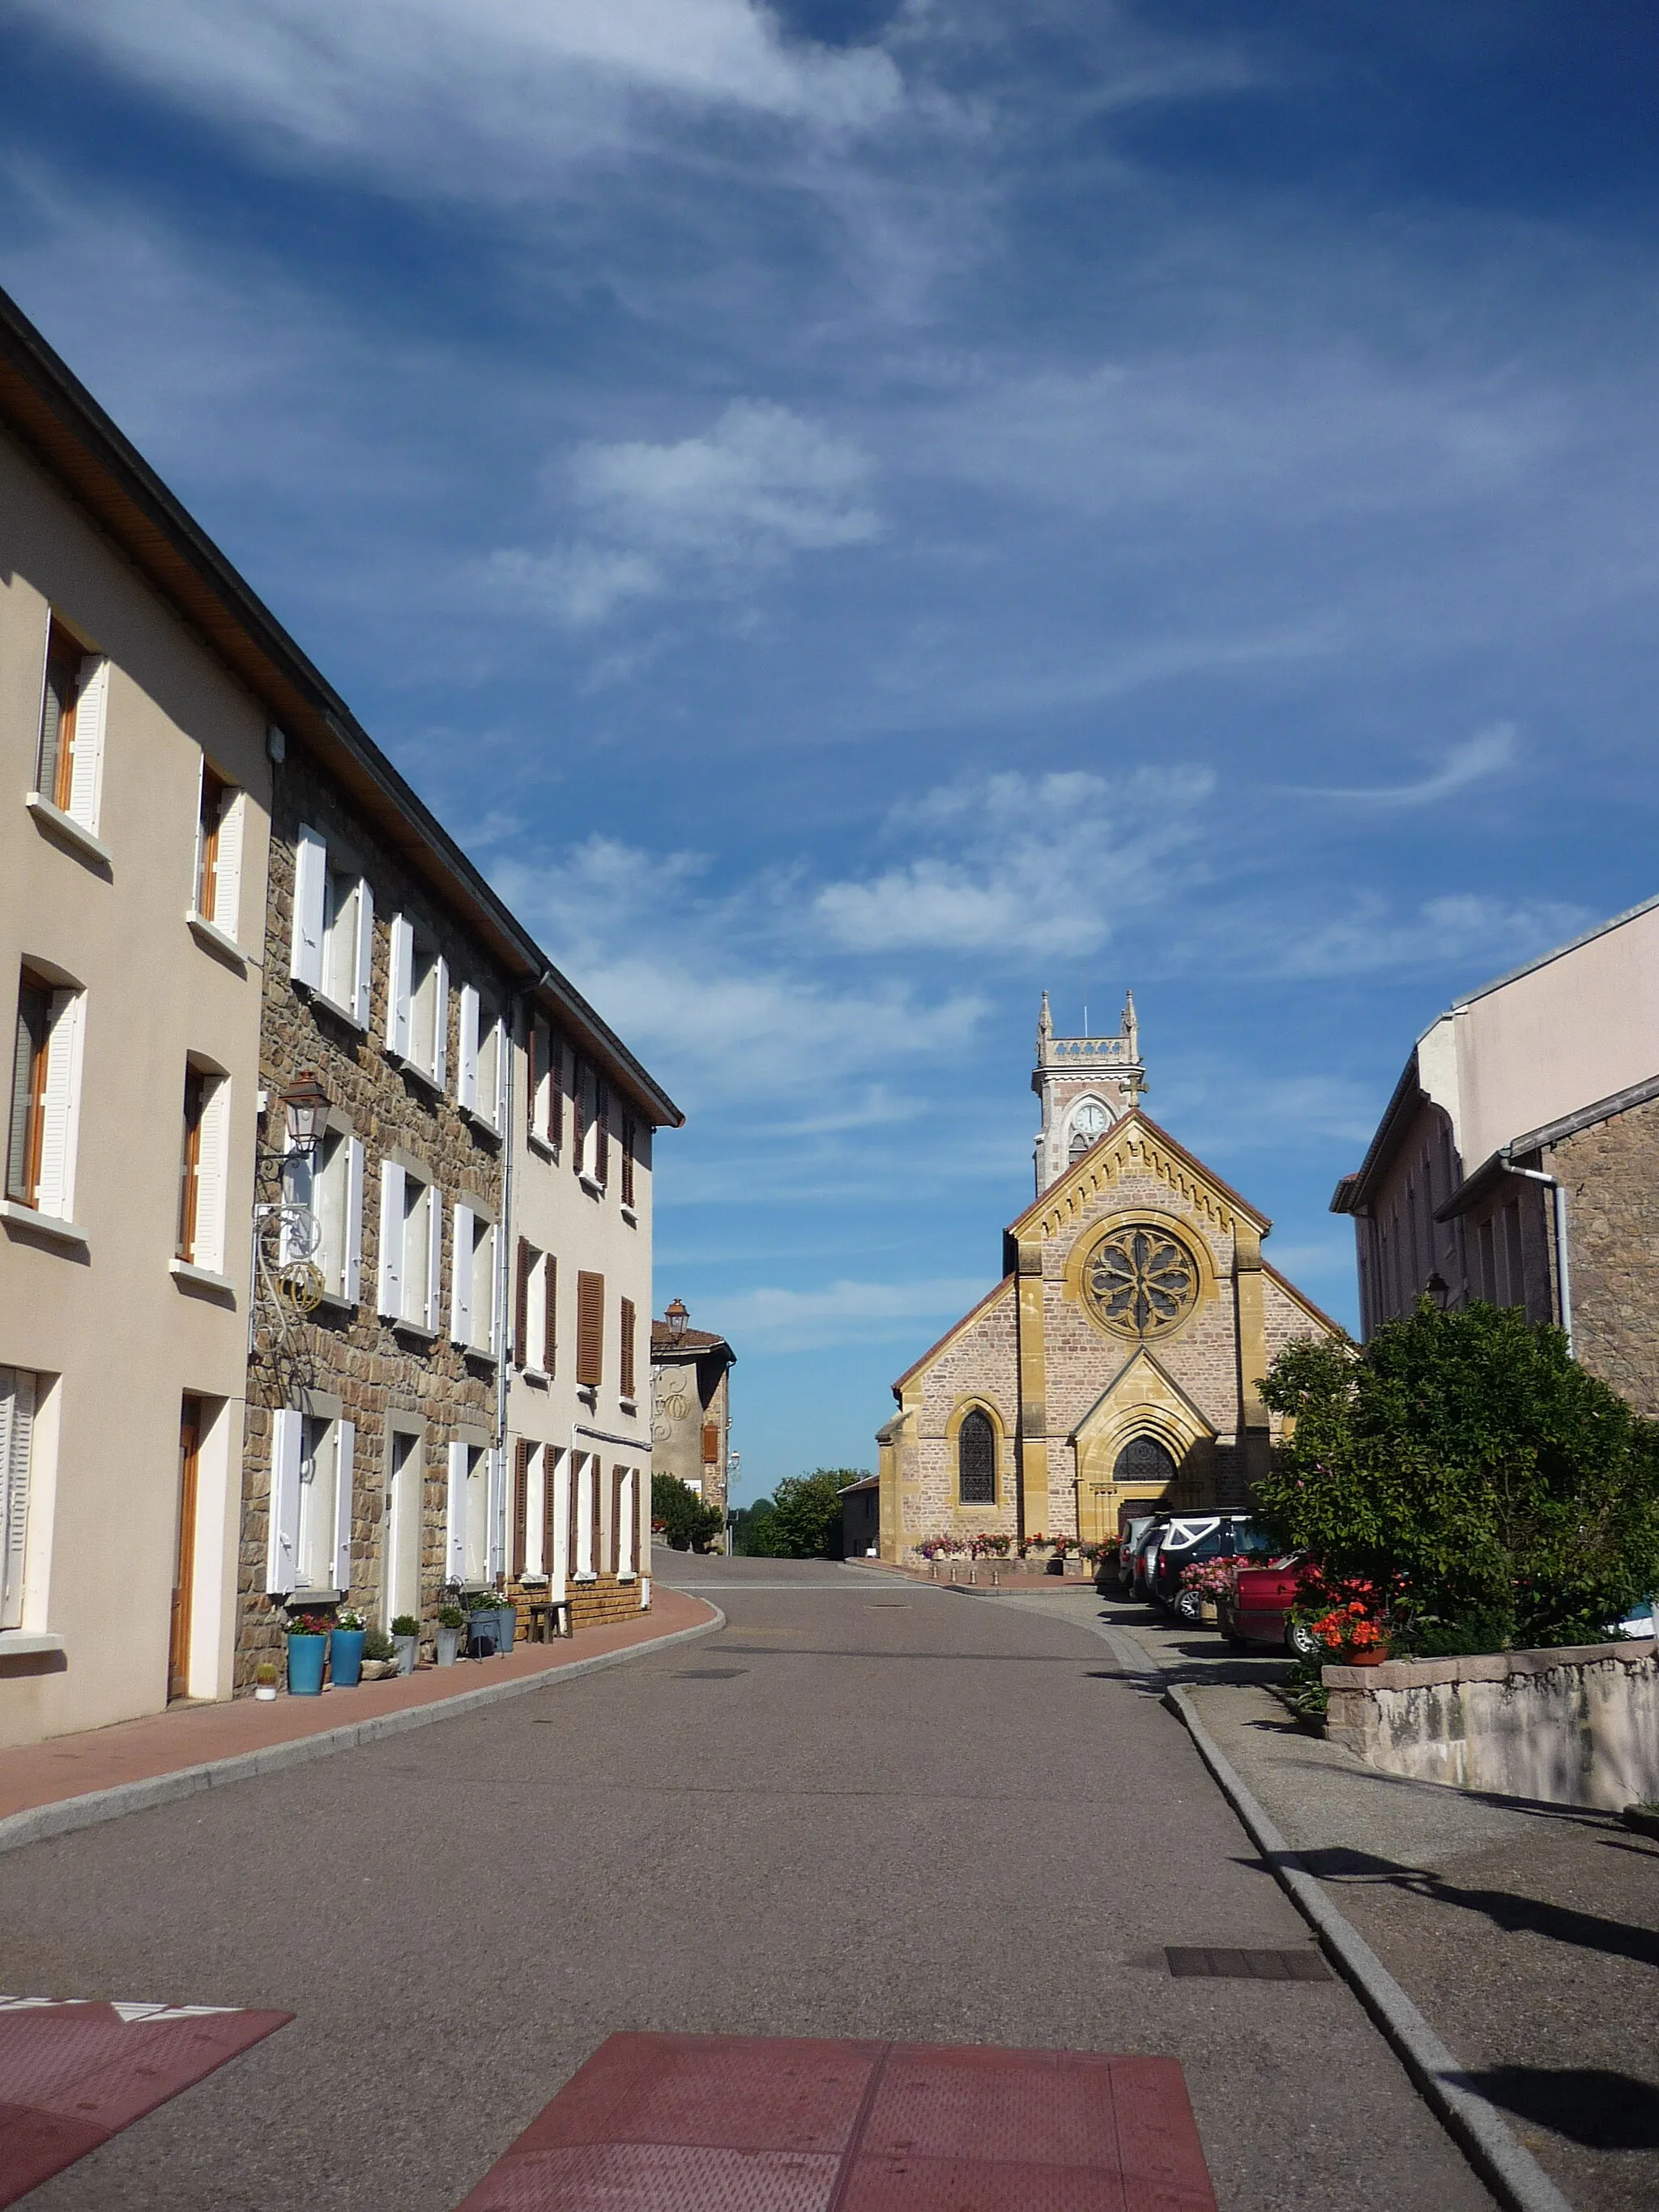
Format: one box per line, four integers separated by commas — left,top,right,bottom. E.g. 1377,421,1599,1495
1071,1102,1108,1140
1085,1225,1201,1338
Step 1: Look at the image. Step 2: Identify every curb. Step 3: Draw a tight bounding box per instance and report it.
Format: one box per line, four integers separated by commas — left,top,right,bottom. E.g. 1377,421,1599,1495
1166,1681,1573,2212
0,1605,726,1859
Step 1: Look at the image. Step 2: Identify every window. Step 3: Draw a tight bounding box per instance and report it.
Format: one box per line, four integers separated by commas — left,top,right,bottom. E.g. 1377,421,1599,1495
386,914,448,1086
283,1122,364,1303
513,1438,531,1579
1113,1434,1176,1491
290,824,372,1027
193,765,245,940
6,968,83,1221
1068,1100,1109,1163
267,1409,353,1596
621,1117,637,1209
702,1421,720,1468
457,985,506,1132
384,1427,423,1628
541,1445,565,1580
174,1061,229,1271
527,1016,558,1149
540,1253,557,1375
34,620,108,831
450,1202,501,1358
576,1270,604,1388
957,1408,996,1505
377,1161,441,1332
1,1366,40,1630
620,1297,637,1402
446,1439,502,1584
515,1239,554,1375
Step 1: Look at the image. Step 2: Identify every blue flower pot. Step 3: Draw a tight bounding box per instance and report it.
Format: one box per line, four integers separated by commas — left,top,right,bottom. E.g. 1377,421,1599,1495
330,1628,365,1688
287,1634,326,1695
496,1605,517,1652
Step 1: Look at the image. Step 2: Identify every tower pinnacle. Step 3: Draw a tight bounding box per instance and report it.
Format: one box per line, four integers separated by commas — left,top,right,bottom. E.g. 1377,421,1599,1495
1030,989,1146,1195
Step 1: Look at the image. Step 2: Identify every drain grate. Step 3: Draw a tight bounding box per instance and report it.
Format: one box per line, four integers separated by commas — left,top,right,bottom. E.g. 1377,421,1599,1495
1166,1946,1332,1982
672,1668,748,1679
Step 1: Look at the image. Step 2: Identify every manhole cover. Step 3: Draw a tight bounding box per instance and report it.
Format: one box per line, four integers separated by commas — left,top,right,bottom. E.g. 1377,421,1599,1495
673,1669,748,1679
1165,1946,1331,1982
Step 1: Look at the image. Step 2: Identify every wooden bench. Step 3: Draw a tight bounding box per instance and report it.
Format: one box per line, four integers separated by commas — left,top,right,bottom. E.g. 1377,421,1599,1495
524,1598,573,1643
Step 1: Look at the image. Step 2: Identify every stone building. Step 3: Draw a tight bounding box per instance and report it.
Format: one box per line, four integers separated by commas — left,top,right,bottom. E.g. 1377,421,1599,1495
876,998,1337,1562
0,285,273,1743
1332,894,1659,1415
649,1304,735,1517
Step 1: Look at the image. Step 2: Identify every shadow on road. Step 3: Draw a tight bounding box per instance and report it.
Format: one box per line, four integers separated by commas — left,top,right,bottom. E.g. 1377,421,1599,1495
1453,2066,1659,2150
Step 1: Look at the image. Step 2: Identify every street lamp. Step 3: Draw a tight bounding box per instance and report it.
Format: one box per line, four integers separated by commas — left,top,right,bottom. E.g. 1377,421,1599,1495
279,1069,331,1156
664,1297,689,1342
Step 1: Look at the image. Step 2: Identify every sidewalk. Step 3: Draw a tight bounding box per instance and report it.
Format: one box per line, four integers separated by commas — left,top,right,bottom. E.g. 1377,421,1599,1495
0,1586,718,1841
851,1557,1102,1595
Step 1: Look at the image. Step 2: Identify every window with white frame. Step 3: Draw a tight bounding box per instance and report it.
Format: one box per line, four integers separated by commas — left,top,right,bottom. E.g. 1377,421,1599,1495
193,762,245,941
1,1366,41,1631
283,1122,363,1304
289,824,373,1028
527,1015,562,1150
6,966,85,1224
446,1439,502,1586
378,1160,441,1333
456,984,506,1132
518,1246,555,1378
450,1200,501,1359
33,618,108,833
386,913,448,1088
174,1059,231,1272
267,1408,353,1597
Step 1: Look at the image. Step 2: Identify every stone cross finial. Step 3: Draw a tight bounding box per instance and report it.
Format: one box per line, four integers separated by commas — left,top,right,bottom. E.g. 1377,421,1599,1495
1038,990,1052,1049
1122,988,1137,1063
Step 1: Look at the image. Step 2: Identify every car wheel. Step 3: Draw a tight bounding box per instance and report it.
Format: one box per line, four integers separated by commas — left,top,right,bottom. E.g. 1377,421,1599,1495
1174,1587,1205,1623
1287,1619,1319,1659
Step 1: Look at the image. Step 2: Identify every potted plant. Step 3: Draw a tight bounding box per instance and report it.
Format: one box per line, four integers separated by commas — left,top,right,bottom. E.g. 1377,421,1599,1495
360,1626,398,1680
331,1608,367,1688
436,1605,465,1666
254,1660,279,1703
463,1590,501,1656
1045,1536,1071,1577
284,1612,331,1695
495,1595,518,1651
390,1613,420,1676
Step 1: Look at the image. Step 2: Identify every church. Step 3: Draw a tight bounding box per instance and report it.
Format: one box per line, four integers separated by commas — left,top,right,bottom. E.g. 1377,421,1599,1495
874,996,1340,1562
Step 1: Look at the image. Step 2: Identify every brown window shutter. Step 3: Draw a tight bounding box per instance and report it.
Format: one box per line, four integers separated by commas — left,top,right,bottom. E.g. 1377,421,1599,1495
702,1421,720,1465
571,1058,585,1168
595,1082,609,1186
576,1270,604,1387
610,1464,625,1574
525,1022,539,1138
621,1118,636,1208
542,1447,559,1577
620,1298,636,1399
513,1438,530,1579
550,1034,564,1149
544,1254,557,1374
514,1239,531,1366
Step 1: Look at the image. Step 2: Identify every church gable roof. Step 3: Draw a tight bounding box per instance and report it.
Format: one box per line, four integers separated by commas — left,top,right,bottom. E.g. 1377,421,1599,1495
1007,1106,1272,1244
1067,1346,1219,1446
891,1273,1015,1397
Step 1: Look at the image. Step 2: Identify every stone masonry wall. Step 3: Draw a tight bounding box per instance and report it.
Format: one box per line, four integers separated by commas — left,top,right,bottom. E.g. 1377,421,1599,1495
238,744,510,1687
910,1281,1019,1547
1548,1092,1659,1418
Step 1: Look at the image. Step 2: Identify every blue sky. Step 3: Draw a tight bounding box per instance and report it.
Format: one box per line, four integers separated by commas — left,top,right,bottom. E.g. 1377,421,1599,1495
4,3,1657,1498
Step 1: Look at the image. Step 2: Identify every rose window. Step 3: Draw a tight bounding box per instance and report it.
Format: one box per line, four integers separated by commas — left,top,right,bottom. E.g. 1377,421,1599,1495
1085,1225,1200,1338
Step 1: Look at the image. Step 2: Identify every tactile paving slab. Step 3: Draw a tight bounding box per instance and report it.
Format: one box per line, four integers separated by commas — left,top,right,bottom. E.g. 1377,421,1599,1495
0,1994,291,2205
455,2032,1218,2210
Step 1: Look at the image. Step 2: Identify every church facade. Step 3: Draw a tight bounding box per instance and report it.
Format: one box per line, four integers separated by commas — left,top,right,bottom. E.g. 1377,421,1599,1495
875,997,1339,1562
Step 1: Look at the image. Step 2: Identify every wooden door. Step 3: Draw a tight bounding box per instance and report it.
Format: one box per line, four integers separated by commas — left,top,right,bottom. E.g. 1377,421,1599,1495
169,1397,203,1699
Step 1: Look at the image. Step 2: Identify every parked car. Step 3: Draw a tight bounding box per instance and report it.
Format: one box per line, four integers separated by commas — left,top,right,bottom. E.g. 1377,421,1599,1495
1223,1558,1320,1655
1098,1514,1168,1596
1151,1517,1274,1618
1129,1518,1175,1599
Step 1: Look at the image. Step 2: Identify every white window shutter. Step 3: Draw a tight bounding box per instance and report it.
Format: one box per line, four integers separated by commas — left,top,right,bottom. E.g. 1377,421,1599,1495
488,1225,503,1358
425,1185,443,1333
213,789,245,937
69,658,108,828
432,957,449,1088
458,986,479,1110
446,1443,467,1582
378,1161,406,1319
268,1409,303,1594
291,825,326,987
493,1021,508,1131
450,1203,473,1344
194,1076,231,1272
36,991,81,1221
487,1447,505,1578
387,914,413,1056
332,1421,355,1593
353,878,374,1029
0,1366,36,1630
343,1135,365,1302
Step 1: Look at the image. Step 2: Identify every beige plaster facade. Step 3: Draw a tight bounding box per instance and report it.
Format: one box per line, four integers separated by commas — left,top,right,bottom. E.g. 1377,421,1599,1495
648,1315,734,1516
0,418,271,1745
879,1004,1337,1562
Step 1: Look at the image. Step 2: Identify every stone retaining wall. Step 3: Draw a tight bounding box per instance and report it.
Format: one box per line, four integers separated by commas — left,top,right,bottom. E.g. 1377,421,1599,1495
1324,1639,1659,1809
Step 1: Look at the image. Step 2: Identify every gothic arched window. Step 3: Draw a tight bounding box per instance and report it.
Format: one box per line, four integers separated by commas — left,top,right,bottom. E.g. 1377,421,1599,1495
1068,1099,1109,1162
958,1408,996,1505
1113,1434,1177,1491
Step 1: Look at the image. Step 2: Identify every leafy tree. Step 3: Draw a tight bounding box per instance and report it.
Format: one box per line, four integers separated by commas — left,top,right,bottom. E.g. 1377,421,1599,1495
651,1473,723,1554
1258,1301,1659,1653
730,1498,779,1556
767,1468,867,1558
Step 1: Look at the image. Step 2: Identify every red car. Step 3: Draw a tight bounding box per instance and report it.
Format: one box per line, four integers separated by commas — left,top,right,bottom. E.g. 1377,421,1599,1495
1222,1559,1320,1657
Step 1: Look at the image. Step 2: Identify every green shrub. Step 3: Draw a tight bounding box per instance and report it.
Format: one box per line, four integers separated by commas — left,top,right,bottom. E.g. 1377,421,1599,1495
651,1473,723,1552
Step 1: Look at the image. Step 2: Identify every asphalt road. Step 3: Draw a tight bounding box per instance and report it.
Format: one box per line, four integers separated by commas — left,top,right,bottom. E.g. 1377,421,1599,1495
1,1557,1497,2210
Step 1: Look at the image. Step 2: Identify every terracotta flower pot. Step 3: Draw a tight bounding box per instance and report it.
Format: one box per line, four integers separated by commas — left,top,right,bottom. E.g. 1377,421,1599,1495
1343,1647,1389,1667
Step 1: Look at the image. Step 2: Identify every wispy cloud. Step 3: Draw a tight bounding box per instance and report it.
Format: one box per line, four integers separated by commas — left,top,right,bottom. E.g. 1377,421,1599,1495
1292,724,1519,808
710,1275,992,1351
1243,893,1592,983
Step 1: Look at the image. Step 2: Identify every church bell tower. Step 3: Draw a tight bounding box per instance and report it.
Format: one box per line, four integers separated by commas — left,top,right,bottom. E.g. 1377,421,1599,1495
1032,989,1145,1196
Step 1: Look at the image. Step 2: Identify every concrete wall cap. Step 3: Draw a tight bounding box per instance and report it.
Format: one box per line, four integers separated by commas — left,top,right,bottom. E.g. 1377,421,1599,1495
1324,1636,1655,1690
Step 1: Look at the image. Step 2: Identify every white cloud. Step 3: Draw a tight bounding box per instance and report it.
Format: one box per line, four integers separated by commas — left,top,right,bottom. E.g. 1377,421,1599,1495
1253,893,1593,982
14,0,904,194
813,765,1214,956
1294,723,1519,808
710,1275,992,1350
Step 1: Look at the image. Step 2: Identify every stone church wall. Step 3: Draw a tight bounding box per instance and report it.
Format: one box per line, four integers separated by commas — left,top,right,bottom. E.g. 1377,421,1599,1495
906,1280,1019,1544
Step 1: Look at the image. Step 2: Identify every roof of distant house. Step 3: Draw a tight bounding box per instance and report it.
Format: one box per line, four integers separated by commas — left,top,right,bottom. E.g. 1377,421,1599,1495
650,1320,734,1358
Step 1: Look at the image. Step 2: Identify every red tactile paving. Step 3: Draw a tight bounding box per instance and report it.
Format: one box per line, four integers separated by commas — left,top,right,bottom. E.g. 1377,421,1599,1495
0,1997,291,2204
455,2033,1218,2211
